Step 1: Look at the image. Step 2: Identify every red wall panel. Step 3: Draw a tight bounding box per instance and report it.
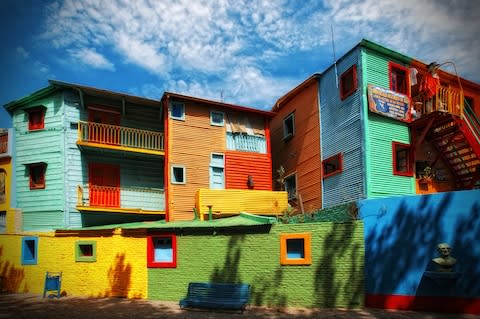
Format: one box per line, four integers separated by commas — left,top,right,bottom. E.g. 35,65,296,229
225,152,272,190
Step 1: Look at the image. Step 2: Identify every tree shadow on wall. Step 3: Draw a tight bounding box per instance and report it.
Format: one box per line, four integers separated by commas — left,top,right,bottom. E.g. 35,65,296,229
210,234,287,306
209,233,288,308
364,193,452,296
314,222,364,308
102,253,131,298
0,245,25,293
363,191,480,312
210,235,244,284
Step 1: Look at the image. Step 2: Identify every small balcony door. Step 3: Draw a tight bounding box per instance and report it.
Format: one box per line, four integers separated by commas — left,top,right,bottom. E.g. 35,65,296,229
209,153,225,189
88,108,121,145
88,163,120,207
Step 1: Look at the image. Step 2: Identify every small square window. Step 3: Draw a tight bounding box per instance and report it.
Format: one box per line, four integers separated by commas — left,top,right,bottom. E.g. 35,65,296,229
283,113,295,140
170,102,185,120
28,162,47,189
284,174,297,200
392,142,413,176
21,236,38,265
75,241,97,262
322,153,343,179
147,234,177,268
171,165,186,184
389,62,409,95
27,107,46,131
340,65,357,100
280,233,311,265
210,111,224,126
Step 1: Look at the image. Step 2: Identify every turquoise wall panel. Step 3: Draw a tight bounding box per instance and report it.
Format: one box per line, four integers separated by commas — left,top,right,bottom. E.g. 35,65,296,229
82,153,165,211
13,92,66,230
361,48,415,198
320,47,365,208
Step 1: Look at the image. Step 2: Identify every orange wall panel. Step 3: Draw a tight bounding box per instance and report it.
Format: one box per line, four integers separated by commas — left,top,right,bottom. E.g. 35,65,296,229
225,152,272,190
168,103,225,221
271,80,322,211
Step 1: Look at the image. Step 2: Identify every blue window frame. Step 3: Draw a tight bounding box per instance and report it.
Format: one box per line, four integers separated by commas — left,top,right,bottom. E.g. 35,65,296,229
21,236,38,265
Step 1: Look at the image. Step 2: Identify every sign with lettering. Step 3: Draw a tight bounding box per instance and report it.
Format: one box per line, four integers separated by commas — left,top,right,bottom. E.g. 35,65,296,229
368,84,410,122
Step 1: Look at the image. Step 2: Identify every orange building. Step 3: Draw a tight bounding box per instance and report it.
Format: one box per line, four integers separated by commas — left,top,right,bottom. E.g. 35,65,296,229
161,93,287,221
270,75,322,212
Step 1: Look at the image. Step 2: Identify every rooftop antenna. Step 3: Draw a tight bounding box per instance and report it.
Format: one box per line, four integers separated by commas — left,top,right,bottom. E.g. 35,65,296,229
331,24,339,88
220,89,224,103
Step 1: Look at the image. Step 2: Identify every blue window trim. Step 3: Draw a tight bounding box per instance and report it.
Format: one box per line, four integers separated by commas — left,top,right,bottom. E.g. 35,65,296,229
21,236,38,265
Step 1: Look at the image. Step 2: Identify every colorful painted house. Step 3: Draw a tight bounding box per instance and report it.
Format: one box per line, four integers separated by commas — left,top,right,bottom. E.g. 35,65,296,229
0,128,19,234
3,81,287,231
270,39,480,211
160,92,286,221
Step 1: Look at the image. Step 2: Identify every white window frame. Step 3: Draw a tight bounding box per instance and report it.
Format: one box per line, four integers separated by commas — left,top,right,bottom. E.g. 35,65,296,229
171,165,186,184
283,113,295,140
210,111,225,126
170,102,185,121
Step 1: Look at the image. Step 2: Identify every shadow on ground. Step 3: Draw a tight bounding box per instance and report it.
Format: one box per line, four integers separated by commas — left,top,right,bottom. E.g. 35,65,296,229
0,293,477,319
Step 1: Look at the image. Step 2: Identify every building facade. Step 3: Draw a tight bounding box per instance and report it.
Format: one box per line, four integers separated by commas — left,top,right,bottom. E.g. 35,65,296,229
270,39,480,211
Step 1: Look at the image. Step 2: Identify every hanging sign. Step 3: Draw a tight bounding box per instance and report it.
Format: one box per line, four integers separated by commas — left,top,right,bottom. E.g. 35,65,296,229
368,84,410,122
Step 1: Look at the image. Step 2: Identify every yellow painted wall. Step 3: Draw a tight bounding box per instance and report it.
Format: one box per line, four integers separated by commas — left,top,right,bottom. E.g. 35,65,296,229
0,230,147,298
0,156,12,213
196,189,288,220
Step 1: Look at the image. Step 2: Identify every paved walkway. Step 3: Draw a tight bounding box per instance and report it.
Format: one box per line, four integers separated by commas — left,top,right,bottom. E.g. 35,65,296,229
0,293,478,319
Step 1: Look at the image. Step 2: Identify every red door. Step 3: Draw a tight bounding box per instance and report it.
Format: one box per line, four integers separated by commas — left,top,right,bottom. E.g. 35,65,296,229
88,108,121,145
89,163,120,207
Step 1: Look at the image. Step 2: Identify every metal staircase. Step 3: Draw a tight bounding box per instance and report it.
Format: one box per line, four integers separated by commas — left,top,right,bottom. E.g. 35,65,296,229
411,102,480,190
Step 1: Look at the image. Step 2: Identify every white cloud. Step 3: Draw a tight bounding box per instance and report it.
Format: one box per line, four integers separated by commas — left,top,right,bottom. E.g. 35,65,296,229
41,0,479,107
69,48,115,71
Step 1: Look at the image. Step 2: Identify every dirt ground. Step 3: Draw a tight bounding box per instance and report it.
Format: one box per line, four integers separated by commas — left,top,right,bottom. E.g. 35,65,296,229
0,293,479,319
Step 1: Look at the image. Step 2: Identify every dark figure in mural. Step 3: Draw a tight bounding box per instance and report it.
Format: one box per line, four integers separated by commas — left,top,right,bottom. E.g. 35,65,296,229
432,243,456,272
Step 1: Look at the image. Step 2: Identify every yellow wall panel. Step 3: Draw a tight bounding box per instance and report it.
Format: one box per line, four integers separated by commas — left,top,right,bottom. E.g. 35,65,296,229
0,232,147,298
196,189,288,219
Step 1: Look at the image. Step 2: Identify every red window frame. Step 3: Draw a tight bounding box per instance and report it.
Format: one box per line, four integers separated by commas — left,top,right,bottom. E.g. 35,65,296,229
389,62,409,96
340,65,357,100
147,234,177,268
392,142,413,176
322,153,343,179
29,163,46,189
27,107,46,131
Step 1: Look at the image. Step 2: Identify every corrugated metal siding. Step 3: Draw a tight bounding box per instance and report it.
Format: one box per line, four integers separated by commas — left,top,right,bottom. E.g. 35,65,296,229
224,151,271,190
320,48,364,208
270,80,322,211
13,92,66,230
362,48,415,198
196,189,288,217
168,102,226,221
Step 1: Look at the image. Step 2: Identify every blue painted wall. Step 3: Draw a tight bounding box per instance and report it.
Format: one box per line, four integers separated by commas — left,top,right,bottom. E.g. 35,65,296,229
319,47,365,208
359,189,480,298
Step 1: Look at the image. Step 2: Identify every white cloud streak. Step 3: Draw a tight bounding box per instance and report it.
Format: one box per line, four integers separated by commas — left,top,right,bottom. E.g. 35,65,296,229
42,0,479,108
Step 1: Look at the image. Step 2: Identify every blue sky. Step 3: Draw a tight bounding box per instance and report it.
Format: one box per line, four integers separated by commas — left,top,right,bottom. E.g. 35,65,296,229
1,0,479,128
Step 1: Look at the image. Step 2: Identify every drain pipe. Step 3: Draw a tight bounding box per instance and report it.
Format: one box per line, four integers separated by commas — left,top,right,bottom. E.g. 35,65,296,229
207,205,213,221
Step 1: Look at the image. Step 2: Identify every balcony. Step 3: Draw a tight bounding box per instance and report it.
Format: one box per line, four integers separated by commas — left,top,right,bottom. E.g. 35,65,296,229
77,121,164,156
76,184,165,215
414,86,464,118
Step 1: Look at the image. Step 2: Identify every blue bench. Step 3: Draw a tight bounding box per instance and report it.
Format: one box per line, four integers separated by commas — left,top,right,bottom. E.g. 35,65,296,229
179,282,250,311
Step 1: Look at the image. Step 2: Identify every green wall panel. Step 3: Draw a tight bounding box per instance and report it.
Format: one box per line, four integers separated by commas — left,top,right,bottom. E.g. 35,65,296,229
148,222,364,308
361,48,415,198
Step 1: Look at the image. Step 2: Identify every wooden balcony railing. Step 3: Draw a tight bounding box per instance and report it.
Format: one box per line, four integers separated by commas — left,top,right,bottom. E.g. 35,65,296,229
77,184,165,214
78,121,164,153
416,86,464,118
